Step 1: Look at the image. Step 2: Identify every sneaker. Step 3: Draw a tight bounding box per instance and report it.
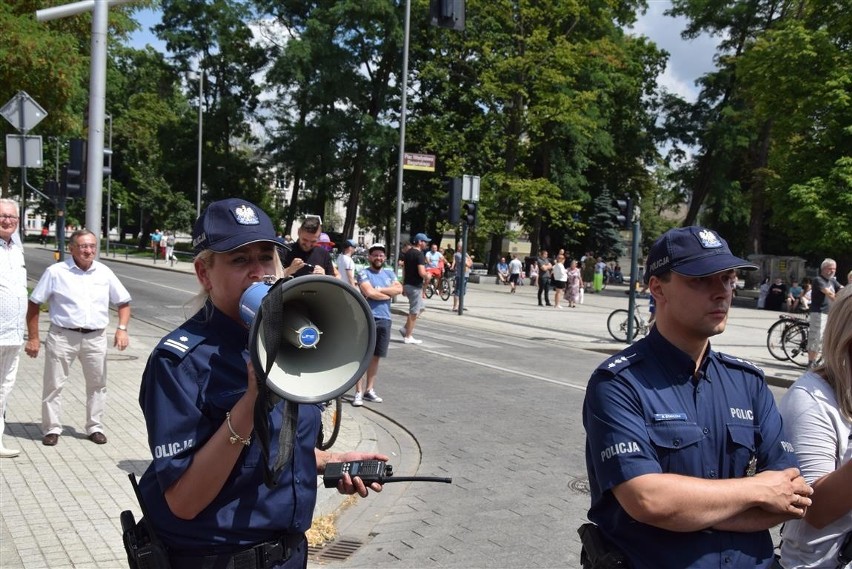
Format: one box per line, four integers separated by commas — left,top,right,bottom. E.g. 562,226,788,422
403,336,422,345
363,390,383,403
352,392,363,407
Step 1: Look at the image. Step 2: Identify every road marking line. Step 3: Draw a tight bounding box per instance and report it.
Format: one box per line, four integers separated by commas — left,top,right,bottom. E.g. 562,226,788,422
419,347,588,391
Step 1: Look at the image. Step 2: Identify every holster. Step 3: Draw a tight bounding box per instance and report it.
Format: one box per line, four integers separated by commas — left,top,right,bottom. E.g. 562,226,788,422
578,523,630,569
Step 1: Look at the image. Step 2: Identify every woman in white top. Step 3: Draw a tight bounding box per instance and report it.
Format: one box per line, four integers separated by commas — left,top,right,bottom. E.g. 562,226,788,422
779,287,852,568
551,253,568,309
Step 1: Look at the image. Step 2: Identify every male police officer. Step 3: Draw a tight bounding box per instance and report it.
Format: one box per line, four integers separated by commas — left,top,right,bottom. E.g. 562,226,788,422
582,226,813,569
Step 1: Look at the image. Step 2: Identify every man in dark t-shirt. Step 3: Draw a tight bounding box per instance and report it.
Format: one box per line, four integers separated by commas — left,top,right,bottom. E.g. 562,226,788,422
807,258,844,367
399,233,429,345
280,217,335,277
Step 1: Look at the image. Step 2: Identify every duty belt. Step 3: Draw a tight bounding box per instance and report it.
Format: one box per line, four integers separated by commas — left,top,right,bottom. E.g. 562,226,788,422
169,533,304,569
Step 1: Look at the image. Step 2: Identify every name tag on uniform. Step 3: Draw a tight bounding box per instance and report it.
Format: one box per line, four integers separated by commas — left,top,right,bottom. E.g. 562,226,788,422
653,413,688,422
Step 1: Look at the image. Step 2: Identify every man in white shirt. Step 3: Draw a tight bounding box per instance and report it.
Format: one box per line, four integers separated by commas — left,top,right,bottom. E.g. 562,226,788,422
25,230,132,446
0,199,27,458
337,239,358,286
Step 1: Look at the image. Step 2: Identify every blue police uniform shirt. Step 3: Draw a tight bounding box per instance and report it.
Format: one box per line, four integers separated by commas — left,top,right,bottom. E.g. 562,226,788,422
137,301,320,553
356,267,397,321
583,327,798,569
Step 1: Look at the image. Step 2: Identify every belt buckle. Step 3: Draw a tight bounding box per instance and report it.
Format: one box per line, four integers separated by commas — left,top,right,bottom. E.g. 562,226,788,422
257,539,285,568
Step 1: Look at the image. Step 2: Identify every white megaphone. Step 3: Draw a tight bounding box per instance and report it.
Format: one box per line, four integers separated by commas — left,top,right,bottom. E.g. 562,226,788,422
239,275,376,403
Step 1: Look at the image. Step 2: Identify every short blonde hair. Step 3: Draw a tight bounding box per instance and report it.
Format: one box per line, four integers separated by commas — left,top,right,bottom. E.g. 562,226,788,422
817,287,852,421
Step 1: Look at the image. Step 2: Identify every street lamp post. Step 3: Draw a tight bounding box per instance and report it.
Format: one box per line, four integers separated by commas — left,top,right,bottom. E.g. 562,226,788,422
196,69,203,217
116,202,121,250
393,0,412,268
105,113,112,255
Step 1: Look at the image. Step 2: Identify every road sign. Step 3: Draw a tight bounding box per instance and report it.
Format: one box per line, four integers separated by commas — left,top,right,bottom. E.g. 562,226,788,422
402,152,436,172
1,91,48,132
5,135,43,168
462,174,480,202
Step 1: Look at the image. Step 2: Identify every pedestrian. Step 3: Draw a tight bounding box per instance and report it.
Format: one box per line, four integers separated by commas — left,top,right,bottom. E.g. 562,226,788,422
566,259,581,308
39,225,48,245
337,239,358,286
451,243,472,312
400,233,429,344
593,257,607,292
280,216,335,277
779,287,852,569
508,254,523,294
165,231,177,265
807,258,844,368
150,228,163,261
552,253,567,309
352,243,401,407
25,229,132,446
536,249,553,306
582,225,813,569
0,199,27,458
136,198,388,567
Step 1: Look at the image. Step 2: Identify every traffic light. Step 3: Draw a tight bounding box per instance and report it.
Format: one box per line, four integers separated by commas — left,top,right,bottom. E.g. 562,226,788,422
615,197,633,228
462,202,477,227
430,0,465,31
442,177,462,224
66,138,86,197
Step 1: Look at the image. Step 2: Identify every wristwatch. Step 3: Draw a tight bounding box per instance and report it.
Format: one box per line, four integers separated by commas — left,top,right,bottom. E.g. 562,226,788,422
117,325,128,331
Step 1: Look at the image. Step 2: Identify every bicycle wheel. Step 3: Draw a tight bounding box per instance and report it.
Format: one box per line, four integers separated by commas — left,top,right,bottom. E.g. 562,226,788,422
317,398,342,450
766,319,793,361
424,281,434,299
782,323,810,368
439,277,452,301
607,309,640,342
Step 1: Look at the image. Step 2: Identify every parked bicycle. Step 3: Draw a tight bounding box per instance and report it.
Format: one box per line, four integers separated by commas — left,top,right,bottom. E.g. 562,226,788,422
316,397,342,451
607,307,652,342
765,313,811,368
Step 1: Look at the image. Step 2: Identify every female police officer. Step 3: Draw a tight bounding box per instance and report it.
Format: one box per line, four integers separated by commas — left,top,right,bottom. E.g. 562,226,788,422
136,199,388,568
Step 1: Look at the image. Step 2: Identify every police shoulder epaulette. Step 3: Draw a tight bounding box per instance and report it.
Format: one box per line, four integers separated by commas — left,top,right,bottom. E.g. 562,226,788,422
717,352,764,375
156,329,205,359
596,350,643,375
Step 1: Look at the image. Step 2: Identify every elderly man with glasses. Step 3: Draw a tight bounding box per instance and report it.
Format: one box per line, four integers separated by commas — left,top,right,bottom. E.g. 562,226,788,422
25,229,132,446
0,199,27,457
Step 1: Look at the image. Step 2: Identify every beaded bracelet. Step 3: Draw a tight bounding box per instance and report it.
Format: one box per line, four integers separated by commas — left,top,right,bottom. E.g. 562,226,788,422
225,412,251,446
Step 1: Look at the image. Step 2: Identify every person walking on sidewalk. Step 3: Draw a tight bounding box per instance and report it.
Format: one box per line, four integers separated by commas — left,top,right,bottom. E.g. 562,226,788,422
352,243,401,407
807,258,844,368
136,198,387,568
508,254,523,293
400,233,429,344
451,243,473,312
582,226,812,569
536,250,553,306
0,199,27,458
25,229,132,446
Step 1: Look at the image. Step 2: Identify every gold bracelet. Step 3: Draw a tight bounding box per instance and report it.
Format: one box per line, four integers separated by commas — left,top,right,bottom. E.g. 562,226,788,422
225,412,251,446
